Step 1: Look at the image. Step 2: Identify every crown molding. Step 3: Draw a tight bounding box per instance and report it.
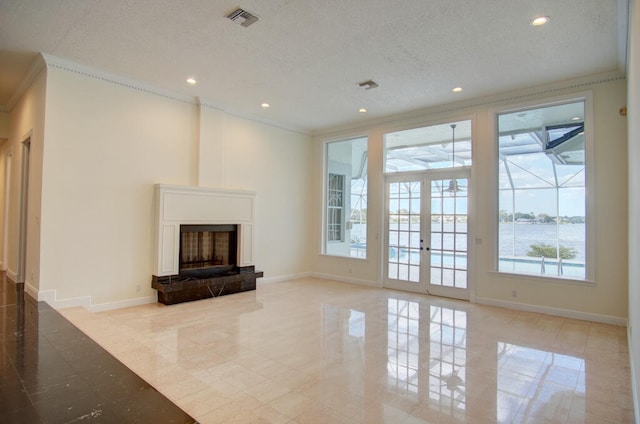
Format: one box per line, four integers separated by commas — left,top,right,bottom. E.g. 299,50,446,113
41,53,197,105
37,54,310,136
312,70,626,139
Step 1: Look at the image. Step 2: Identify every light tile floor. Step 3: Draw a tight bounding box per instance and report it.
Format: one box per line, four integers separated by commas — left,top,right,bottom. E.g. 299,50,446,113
60,278,634,423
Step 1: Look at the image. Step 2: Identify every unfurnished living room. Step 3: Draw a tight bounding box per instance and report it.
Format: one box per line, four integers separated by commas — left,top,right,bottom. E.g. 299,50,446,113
0,1,639,423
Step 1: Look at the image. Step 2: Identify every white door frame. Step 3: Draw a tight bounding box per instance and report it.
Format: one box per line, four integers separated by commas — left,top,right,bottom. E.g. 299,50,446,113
17,138,30,284
383,169,472,301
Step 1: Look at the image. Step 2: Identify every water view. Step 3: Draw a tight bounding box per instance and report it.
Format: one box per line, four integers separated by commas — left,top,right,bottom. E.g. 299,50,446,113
356,222,586,280
499,222,585,278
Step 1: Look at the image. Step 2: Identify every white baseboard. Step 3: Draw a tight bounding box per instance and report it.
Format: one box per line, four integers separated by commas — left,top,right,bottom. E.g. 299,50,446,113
6,269,17,282
259,272,312,284
87,295,157,312
33,287,156,312
310,272,382,288
476,296,627,326
629,324,640,424
25,282,39,301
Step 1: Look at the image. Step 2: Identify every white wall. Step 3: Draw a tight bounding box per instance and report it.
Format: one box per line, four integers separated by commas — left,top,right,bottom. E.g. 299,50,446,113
199,108,313,279
40,66,198,305
0,111,9,140
627,0,640,419
312,74,628,322
35,63,312,307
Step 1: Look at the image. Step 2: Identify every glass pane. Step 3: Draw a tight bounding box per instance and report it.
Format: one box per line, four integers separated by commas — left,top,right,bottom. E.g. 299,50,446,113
443,234,455,251
442,269,454,287
431,233,442,250
389,231,399,248
432,217,442,233
443,198,455,214
431,198,442,214
431,267,441,285
398,198,410,213
408,248,420,265
410,198,420,214
455,234,467,252
389,198,399,214
410,232,421,249
455,253,467,270
431,250,442,267
497,100,586,279
389,263,398,279
384,120,472,173
409,265,420,282
559,187,585,217
326,137,368,258
399,264,409,281
399,244,410,264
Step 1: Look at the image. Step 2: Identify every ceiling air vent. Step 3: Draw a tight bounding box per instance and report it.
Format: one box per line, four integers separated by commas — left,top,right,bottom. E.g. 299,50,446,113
357,80,379,90
226,7,259,27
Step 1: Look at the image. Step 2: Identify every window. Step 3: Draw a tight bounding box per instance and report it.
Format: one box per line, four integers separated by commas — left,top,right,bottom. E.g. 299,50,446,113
327,173,344,242
497,100,586,279
384,120,472,173
325,137,368,258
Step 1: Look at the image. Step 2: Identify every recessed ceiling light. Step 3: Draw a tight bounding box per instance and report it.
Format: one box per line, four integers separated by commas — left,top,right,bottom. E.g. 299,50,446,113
359,108,367,113
452,87,463,93
571,116,581,121
531,16,550,26
186,77,197,85
261,103,270,109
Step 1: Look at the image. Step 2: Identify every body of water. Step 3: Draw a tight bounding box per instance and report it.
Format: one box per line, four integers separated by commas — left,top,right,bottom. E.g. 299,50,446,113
353,222,586,279
499,223,585,261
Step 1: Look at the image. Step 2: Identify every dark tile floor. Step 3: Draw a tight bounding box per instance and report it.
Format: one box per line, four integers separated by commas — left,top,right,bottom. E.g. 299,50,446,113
0,273,196,423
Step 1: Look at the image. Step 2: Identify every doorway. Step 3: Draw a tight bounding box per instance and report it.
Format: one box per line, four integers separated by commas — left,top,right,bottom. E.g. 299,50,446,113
384,171,470,300
17,138,30,284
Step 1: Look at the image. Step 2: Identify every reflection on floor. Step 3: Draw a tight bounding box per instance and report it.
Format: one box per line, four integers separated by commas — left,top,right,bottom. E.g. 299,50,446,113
60,278,633,424
0,274,195,423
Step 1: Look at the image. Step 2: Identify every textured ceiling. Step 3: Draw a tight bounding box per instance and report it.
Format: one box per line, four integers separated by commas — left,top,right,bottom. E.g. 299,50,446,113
0,0,629,132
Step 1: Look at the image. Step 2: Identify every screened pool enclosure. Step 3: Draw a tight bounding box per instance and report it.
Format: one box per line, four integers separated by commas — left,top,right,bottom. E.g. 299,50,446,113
498,101,586,279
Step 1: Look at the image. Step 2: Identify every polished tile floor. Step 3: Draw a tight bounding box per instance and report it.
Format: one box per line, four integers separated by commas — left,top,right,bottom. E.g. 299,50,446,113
0,274,195,423
59,278,633,423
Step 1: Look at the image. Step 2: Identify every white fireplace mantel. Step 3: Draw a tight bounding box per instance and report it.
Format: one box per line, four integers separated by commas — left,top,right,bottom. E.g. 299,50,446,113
153,184,255,276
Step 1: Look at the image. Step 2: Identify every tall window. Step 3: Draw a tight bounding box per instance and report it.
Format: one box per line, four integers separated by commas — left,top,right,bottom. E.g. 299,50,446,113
497,100,586,279
325,137,368,258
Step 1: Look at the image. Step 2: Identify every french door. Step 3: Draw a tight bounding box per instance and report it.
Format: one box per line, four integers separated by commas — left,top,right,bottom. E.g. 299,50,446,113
384,171,470,300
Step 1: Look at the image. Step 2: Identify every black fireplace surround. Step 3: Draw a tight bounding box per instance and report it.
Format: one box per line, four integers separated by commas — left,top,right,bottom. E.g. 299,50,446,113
151,224,262,305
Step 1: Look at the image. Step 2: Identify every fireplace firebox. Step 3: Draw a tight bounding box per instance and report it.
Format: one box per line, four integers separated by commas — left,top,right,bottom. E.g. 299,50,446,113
179,224,237,274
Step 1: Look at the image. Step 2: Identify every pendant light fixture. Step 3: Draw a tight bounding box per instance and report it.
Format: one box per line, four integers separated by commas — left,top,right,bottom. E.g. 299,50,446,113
445,123,460,193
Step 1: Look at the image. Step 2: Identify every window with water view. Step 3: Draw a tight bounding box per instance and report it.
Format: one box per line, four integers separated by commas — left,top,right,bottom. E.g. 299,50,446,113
498,100,586,279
